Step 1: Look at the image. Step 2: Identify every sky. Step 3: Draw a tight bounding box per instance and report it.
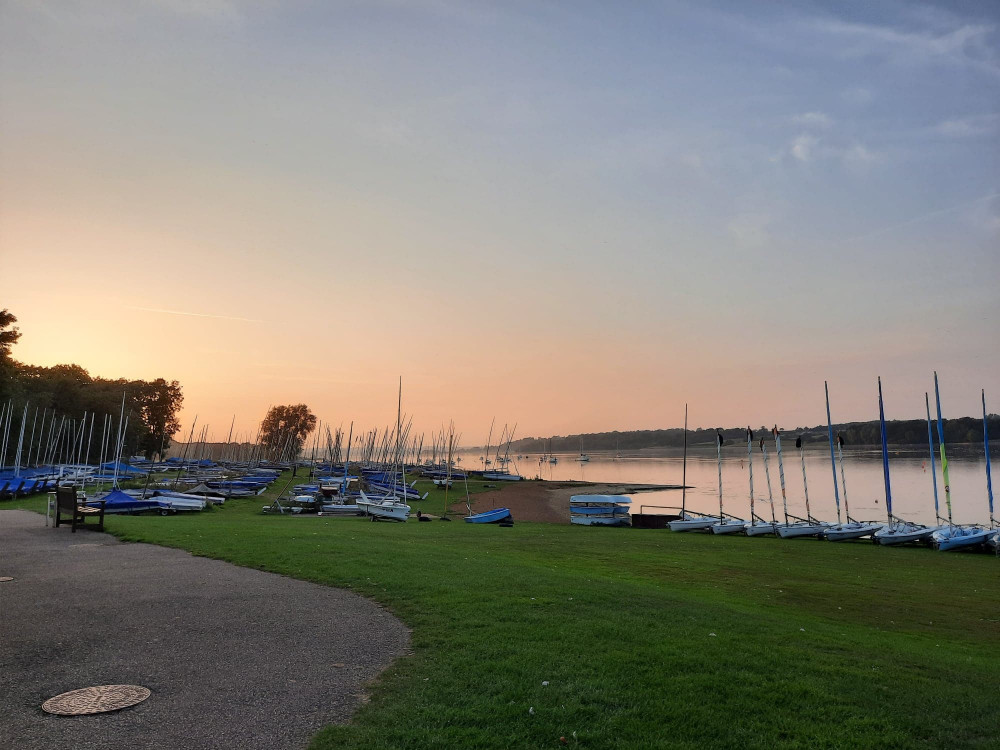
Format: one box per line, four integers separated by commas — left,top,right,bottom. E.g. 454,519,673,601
1,0,998,444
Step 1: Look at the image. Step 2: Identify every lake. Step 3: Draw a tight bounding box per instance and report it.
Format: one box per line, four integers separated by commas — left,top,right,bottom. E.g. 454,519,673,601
460,444,996,526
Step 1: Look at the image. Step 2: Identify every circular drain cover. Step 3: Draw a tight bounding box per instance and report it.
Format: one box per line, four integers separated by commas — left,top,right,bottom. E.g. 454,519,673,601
42,685,151,716
0,577,13,582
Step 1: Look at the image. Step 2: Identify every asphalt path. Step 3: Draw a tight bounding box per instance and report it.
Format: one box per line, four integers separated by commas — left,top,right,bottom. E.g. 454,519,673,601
0,509,410,749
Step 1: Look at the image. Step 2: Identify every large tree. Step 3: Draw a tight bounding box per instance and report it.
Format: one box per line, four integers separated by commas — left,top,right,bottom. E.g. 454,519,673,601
260,404,317,461
0,308,20,357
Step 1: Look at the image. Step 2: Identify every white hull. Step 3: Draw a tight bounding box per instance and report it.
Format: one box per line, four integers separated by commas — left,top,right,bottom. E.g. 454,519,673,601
668,516,718,532
776,523,828,539
711,519,748,535
358,491,410,521
824,522,885,541
744,522,778,537
873,524,942,546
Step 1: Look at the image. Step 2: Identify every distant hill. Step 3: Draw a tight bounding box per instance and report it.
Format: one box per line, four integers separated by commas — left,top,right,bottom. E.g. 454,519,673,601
495,416,999,453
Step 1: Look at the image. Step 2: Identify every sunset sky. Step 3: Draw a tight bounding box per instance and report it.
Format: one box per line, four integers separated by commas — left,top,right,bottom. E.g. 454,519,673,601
2,1,998,444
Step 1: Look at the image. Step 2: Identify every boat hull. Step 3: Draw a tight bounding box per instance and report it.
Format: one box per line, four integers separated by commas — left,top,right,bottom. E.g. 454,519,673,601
932,526,993,551
711,520,747,535
744,522,778,536
465,508,513,524
571,515,630,526
824,522,885,541
873,524,941,546
776,523,827,539
668,518,717,532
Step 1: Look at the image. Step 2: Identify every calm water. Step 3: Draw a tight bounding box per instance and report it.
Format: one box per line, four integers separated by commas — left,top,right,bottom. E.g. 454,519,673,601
460,445,997,526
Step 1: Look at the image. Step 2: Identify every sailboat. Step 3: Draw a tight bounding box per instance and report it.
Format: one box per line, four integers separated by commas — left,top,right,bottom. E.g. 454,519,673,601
774,424,829,539
744,428,778,536
874,392,947,545
577,436,590,462
712,431,747,534
359,379,410,522
932,376,993,551
827,379,890,541
669,405,718,531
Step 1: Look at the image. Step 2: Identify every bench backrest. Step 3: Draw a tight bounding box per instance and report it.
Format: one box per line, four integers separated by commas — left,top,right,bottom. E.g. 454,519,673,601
56,485,78,512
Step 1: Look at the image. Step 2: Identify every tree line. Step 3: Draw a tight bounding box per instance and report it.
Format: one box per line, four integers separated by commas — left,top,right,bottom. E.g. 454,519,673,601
0,308,184,461
507,416,998,454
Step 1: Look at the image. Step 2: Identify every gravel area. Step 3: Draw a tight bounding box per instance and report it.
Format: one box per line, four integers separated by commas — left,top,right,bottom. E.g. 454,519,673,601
0,509,410,750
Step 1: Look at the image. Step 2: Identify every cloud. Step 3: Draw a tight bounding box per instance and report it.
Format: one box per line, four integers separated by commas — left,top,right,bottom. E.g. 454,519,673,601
932,114,1000,138
812,18,1000,77
126,306,261,323
792,112,832,128
791,134,818,162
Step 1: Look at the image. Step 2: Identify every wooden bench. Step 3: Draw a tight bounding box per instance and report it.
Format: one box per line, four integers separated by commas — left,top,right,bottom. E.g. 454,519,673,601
54,486,106,532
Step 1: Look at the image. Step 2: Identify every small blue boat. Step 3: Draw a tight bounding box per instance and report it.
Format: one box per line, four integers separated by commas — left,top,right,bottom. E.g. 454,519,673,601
465,508,513,524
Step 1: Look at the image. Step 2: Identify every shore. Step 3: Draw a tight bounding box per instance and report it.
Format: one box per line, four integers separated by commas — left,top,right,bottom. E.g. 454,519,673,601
448,479,681,523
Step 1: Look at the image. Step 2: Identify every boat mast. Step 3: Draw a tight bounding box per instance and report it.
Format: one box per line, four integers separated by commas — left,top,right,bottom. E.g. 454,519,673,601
716,431,724,520
933,371,953,525
773,426,789,524
925,393,942,524
984,390,995,528
796,435,809,520
837,434,850,523
760,437,777,524
747,428,756,523
681,404,687,516
824,381,842,525
878,377,892,525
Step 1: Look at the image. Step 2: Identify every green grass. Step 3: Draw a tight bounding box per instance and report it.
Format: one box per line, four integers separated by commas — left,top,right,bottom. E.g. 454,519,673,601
7,474,1000,749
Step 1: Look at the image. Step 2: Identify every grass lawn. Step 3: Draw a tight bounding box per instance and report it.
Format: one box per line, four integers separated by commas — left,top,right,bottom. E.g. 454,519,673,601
8,474,1000,749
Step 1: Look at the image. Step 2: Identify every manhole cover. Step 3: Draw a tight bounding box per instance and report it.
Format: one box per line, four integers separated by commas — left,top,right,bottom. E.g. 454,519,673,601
42,685,151,716
0,577,13,582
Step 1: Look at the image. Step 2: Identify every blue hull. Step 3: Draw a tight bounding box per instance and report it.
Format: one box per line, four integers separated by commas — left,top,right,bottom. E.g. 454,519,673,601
465,508,512,524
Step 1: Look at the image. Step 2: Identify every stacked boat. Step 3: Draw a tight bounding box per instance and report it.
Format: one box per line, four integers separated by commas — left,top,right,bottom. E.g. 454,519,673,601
570,495,631,526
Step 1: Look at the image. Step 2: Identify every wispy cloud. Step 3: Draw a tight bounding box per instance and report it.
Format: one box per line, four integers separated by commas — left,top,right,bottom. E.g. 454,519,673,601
812,17,1000,77
126,306,261,323
791,134,818,162
932,114,1000,138
792,111,832,128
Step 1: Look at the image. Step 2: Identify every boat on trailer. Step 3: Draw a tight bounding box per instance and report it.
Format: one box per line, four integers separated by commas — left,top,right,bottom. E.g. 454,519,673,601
358,490,410,522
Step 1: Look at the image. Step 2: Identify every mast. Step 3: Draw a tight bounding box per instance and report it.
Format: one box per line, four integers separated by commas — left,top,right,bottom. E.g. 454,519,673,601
716,431,724,520
933,371,953,525
747,428,756,523
984,390,995,528
836,434,849,522
773,426,789,524
925,393,942,524
760,437,777,524
825,381,842,524
680,404,688,516
878,377,892,525
796,435,809,520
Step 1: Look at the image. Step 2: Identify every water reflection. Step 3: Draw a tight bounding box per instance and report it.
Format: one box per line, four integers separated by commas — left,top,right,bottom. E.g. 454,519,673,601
460,446,996,526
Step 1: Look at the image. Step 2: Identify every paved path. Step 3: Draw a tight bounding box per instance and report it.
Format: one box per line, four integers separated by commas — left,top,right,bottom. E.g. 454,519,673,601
0,510,410,749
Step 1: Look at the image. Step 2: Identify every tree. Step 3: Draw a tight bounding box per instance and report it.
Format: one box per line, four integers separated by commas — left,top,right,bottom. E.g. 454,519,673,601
134,378,184,459
260,404,317,460
0,308,20,358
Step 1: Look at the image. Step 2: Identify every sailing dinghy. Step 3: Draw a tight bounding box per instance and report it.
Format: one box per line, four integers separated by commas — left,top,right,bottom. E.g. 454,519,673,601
931,378,994,550
772,426,828,539
743,428,778,536
875,391,946,545
358,490,410,522
570,495,630,526
711,433,747,534
668,405,718,531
